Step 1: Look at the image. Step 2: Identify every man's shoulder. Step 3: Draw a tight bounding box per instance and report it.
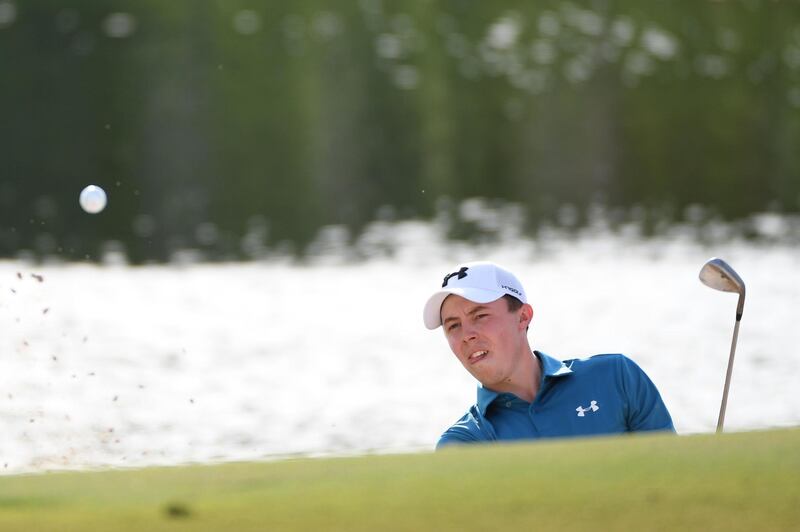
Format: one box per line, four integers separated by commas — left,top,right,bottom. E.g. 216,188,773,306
555,353,648,389
436,406,493,449
562,352,631,372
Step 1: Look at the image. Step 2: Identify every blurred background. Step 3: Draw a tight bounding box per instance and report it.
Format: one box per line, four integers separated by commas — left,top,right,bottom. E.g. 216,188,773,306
1,1,800,473
2,0,799,263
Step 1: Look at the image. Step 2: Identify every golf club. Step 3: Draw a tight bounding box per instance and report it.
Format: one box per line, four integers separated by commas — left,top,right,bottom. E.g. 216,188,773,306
698,257,745,433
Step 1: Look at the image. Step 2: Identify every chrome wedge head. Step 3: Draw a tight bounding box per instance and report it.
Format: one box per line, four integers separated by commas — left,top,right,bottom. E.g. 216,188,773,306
700,257,746,319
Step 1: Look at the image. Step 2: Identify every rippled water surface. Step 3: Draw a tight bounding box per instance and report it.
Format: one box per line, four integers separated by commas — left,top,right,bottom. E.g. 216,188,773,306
1,223,798,474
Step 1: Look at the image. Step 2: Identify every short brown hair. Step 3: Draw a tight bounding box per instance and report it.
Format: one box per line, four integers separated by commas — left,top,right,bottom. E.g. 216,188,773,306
503,294,523,311
503,295,528,330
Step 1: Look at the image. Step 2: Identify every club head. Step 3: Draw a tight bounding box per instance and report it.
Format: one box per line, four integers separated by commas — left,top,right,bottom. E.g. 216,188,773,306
699,258,744,294
699,257,746,319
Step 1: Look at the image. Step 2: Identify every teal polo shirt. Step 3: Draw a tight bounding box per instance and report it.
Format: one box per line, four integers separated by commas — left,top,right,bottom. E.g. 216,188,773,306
437,351,674,448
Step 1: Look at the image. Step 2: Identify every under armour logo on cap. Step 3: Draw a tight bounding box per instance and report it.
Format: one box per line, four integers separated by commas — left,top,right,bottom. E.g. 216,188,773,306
442,267,469,287
576,400,599,417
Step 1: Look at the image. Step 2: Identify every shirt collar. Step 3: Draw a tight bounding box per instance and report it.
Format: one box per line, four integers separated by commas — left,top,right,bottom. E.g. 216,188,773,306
536,350,574,377
476,350,573,415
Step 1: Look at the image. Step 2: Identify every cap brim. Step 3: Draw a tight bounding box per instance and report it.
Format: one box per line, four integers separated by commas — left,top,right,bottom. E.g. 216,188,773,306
423,287,505,329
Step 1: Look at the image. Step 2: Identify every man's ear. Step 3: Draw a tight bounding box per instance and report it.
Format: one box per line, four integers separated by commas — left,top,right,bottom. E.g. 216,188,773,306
519,303,534,329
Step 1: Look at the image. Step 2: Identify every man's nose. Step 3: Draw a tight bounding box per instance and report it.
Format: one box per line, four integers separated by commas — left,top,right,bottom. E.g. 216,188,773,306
462,322,478,342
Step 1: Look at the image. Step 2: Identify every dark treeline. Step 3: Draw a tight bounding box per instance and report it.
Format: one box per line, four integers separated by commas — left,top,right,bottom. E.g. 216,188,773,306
1,0,799,262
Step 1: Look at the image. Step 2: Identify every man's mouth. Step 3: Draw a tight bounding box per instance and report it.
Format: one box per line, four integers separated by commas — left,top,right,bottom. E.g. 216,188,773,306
468,350,488,364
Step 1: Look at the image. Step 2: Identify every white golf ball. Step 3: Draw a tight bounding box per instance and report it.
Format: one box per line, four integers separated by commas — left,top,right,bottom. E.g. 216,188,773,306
79,185,107,214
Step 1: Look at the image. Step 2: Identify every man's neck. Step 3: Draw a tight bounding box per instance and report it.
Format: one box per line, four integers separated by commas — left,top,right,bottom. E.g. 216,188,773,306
490,348,542,403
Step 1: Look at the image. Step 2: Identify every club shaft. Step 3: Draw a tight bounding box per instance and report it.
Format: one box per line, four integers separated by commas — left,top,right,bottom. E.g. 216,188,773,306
716,319,741,433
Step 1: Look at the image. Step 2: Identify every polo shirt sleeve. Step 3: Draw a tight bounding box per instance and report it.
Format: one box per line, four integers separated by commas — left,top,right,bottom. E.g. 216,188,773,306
436,430,475,449
618,355,675,433
436,409,486,449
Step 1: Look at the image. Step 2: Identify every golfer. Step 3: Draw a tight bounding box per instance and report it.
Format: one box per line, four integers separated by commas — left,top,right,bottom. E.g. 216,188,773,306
424,261,674,448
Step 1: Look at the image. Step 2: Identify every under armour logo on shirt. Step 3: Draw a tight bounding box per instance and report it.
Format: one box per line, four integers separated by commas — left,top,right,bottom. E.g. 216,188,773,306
442,267,469,287
576,400,599,417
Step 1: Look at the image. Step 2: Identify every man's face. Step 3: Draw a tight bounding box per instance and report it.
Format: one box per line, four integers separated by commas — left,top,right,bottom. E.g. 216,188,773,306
440,295,532,388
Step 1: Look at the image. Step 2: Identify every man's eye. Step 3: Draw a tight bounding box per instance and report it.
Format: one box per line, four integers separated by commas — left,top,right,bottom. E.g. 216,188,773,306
476,313,488,319
447,323,460,331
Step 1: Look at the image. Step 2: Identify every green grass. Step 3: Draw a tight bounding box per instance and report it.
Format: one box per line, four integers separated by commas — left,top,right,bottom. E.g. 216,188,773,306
0,428,798,531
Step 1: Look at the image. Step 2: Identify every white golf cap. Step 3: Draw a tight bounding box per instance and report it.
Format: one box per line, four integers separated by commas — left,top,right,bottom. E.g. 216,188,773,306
423,261,527,329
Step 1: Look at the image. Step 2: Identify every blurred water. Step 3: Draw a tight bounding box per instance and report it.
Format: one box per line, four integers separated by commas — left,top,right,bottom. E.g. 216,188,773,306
1,221,798,474
5,2,800,263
